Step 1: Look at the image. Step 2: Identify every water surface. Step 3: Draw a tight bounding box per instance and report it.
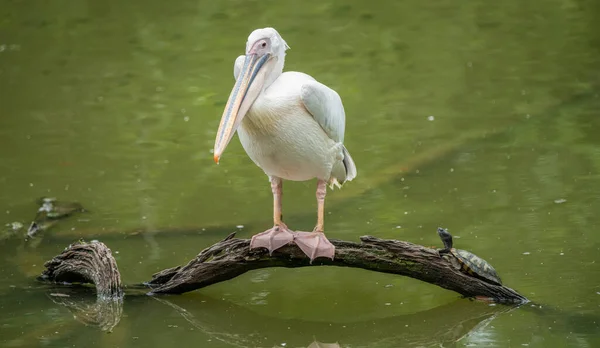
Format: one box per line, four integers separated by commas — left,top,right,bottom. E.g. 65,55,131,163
1,0,599,347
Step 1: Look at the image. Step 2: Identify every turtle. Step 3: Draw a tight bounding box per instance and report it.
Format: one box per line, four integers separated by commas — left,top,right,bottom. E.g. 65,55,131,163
436,227,503,286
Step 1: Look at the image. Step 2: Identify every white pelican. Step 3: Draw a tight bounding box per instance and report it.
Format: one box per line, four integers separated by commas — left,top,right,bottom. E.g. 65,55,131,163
213,27,357,262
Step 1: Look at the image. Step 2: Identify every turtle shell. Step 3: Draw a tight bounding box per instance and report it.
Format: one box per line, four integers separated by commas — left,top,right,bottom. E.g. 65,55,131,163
451,248,502,285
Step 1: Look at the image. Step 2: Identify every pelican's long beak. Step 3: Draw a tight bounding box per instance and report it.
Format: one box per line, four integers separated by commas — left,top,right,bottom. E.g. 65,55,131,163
213,53,271,163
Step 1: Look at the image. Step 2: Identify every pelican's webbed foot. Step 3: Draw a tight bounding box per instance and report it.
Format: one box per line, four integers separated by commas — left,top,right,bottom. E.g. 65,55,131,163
293,231,335,263
250,224,295,255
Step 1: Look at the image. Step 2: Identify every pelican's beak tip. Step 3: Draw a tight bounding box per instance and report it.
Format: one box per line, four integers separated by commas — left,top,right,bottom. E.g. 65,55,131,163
213,154,220,164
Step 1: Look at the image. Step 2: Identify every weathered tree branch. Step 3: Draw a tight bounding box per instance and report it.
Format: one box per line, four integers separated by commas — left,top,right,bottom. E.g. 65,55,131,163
145,232,528,303
39,240,123,299
37,233,527,304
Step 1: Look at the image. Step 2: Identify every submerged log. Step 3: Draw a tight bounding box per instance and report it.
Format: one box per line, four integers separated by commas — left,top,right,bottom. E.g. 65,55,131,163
145,232,528,303
39,240,123,299
26,197,86,240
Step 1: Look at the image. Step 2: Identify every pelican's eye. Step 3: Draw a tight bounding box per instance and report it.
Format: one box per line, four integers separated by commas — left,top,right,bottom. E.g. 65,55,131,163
248,38,271,55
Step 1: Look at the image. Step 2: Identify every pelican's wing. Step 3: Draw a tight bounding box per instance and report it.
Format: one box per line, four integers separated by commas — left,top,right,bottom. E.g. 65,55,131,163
301,81,357,181
300,81,346,143
233,55,245,80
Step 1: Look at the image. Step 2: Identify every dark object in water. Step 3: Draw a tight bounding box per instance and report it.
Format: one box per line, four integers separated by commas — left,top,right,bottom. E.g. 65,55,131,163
26,219,59,238
437,227,503,286
26,197,85,238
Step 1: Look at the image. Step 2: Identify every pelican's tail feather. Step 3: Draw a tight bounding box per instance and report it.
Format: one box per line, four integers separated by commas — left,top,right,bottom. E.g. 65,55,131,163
342,146,357,182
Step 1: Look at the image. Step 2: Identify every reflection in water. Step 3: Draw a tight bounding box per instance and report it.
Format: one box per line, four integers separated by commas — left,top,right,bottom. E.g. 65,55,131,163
305,340,340,348
151,295,516,348
3,285,598,347
455,310,503,346
46,290,123,332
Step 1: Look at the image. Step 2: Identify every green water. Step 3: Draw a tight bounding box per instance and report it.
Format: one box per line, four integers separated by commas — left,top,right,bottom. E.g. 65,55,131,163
1,0,599,346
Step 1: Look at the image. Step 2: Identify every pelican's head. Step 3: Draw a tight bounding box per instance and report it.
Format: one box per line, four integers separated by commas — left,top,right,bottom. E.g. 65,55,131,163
245,27,289,61
213,28,290,164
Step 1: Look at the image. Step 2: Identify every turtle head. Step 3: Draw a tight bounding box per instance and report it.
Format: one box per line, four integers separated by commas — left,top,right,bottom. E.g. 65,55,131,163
437,227,454,251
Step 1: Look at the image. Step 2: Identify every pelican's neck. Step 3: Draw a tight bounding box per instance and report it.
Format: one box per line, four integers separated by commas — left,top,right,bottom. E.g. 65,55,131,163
263,53,285,90
243,52,285,128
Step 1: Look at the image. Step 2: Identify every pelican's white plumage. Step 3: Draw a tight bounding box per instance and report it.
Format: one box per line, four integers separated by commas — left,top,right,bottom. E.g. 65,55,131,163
234,68,356,185
214,27,357,261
